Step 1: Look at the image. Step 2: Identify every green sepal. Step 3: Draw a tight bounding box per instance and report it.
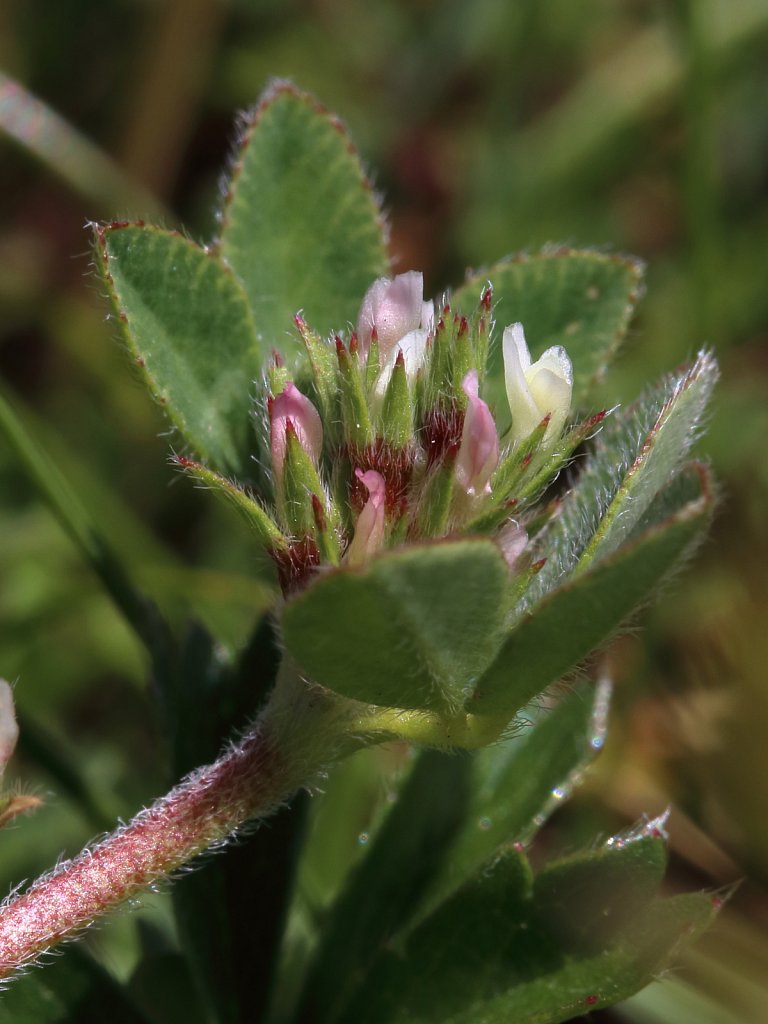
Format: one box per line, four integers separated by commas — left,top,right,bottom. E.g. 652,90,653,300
515,410,608,505
450,317,473,404
423,313,453,413
381,353,413,448
336,340,373,448
295,314,338,431
488,417,549,502
311,493,342,565
471,287,493,387
266,357,291,398
413,454,458,539
173,456,287,554
278,427,327,537
467,467,713,718
472,409,610,534
365,334,381,391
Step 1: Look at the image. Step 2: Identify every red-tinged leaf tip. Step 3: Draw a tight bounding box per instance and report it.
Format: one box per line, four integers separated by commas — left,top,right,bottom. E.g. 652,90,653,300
532,558,547,573
585,995,599,1007
481,286,493,311
522,453,533,467
436,317,445,334
349,332,359,355
108,219,144,230
284,418,297,440
370,324,378,344
586,409,608,428
711,895,724,910
395,348,406,369
271,348,285,368
442,303,451,316
335,335,346,361
293,311,307,332
505,498,519,509
173,455,195,468
267,394,275,417
458,315,469,337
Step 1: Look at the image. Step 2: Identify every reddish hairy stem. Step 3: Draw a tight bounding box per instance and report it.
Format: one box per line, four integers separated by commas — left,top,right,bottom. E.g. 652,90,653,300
0,720,296,979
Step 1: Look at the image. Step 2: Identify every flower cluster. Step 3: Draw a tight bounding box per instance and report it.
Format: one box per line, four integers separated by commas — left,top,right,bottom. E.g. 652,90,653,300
253,272,586,594
180,272,591,596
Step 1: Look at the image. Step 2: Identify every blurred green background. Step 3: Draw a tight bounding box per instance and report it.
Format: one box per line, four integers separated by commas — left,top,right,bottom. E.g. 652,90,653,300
1,1,767,1020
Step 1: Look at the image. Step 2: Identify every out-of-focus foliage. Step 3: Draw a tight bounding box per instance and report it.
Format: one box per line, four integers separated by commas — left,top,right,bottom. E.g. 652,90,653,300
0,1,766,1020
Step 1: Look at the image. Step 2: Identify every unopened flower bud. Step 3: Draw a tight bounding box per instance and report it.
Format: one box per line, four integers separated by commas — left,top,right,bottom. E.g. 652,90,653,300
357,271,433,361
269,382,323,480
455,371,499,496
346,469,386,567
502,323,573,444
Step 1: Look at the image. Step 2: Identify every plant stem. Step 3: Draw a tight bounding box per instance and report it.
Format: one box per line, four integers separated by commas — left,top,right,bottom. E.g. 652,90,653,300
0,716,304,979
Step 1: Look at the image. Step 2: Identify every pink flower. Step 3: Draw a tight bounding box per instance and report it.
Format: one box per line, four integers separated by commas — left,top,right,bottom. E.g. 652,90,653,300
455,371,499,496
269,382,323,480
357,271,433,362
346,469,386,566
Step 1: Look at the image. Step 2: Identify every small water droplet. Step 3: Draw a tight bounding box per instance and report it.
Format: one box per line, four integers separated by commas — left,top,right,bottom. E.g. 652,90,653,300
478,816,492,831
551,786,567,801
357,832,369,846
590,675,612,752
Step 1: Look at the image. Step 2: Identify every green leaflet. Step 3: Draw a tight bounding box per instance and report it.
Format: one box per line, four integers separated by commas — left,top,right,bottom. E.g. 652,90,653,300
526,354,717,607
468,468,712,718
282,539,510,712
96,224,262,479
218,81,389,355
412,681,609,926
336,836,717,1024
453,248,643,411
